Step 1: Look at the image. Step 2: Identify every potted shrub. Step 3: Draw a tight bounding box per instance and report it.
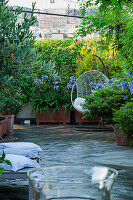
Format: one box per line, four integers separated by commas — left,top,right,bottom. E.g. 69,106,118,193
82,71,133,126
0,1,38,127
34,88,71,124
0,87,23,132
31,62,72,124
113,99,133,146
82,87,127,126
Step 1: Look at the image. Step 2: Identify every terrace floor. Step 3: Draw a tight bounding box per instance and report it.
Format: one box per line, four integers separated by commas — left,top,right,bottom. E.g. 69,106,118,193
0,124,133,200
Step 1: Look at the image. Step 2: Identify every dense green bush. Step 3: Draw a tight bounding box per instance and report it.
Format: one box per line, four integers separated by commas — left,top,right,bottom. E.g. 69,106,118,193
0,74,24,114
30,61,74,113
76,38,121,78
113,99,133,137
19,74,35,104
0,1,37,78
77,0,133,72
82,71,133,126
35,38,84,81
118,16,133,72
35,38,121,81
0,87,23,114
83,87,127,123
0,1,38,114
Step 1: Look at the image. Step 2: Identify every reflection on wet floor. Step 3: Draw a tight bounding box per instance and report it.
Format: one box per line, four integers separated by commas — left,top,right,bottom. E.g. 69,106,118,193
0,124,133,200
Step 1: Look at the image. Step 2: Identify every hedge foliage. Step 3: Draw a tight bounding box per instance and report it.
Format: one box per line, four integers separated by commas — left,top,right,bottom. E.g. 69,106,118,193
76,38,121,78
35,39,84,83
35,38,121,80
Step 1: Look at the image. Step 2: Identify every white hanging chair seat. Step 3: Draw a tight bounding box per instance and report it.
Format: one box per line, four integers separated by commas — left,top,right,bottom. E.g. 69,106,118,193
73,97,86,114
71,70,109,114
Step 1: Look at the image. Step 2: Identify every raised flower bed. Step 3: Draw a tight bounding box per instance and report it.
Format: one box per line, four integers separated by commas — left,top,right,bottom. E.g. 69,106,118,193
31,66,75,125
36,109,70,124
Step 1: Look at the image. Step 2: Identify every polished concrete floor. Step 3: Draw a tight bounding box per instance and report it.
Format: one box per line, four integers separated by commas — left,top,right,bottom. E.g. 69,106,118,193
0,124,133,200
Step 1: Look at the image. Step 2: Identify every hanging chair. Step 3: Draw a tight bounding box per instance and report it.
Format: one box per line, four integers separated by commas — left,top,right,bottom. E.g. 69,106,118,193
71,70,109,114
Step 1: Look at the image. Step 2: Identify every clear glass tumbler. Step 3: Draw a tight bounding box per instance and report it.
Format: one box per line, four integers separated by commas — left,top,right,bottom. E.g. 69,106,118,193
27,166,118,200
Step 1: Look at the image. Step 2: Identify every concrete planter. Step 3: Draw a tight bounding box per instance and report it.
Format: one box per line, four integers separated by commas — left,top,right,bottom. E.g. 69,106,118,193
16,103,35,124
36,108,70,125
0,117,8,137
114,129,133,146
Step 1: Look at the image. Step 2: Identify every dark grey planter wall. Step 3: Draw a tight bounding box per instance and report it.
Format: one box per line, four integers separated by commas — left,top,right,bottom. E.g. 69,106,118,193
15,104,36,124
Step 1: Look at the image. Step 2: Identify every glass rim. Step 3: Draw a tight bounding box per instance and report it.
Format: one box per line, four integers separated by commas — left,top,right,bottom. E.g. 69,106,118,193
27,166,118,183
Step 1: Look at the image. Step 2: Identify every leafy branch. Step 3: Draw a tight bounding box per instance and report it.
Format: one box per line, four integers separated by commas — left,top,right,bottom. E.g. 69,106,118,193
0,151,12,177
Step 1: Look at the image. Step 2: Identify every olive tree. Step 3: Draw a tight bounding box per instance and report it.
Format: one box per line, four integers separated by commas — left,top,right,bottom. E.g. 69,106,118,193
0,0,38,113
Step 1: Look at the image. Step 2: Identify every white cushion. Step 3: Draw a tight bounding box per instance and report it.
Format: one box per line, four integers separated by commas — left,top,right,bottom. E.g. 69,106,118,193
0,149,38,159
0,154,40,172
0,142,42,153
73,97,86,113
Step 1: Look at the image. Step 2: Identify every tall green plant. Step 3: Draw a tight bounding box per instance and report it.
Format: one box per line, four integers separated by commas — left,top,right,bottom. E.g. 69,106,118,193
78,0,132,46
35,38,84,80
77,0,133,70
0,0,37,77
30,61,73,114
76,38,120,78
113,99,133,137
118,16,133,72
0,0,38,113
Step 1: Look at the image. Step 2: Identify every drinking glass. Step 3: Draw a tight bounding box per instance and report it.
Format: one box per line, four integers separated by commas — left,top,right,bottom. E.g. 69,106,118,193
27,166,118,200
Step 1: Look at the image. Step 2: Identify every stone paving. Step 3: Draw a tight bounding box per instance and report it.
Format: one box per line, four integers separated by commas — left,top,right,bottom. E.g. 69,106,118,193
0,124,133,200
